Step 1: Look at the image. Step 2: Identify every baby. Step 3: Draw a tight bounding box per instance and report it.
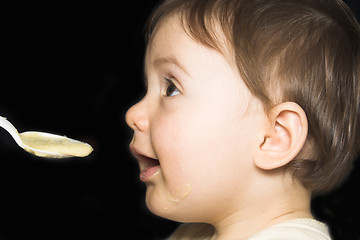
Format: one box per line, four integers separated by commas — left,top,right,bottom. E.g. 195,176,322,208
126,0,360,239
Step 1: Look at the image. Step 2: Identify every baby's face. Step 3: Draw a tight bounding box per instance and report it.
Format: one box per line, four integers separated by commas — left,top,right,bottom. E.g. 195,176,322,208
126,16,267,223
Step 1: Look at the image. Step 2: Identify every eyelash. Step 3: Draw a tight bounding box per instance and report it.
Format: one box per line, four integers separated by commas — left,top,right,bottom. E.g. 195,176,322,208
164,77,181,97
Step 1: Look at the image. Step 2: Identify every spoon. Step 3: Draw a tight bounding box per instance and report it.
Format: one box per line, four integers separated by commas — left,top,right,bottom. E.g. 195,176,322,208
0,116,93,158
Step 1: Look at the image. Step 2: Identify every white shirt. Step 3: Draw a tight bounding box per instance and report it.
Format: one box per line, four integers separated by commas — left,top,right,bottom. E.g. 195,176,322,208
248,219,331,240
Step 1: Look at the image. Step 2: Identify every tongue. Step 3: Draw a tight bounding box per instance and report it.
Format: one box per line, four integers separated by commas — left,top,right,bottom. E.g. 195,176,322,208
140,164,161,182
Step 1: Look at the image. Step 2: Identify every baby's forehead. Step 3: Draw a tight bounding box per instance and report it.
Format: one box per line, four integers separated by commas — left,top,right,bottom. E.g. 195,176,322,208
146,14,236,69
147,16,183,51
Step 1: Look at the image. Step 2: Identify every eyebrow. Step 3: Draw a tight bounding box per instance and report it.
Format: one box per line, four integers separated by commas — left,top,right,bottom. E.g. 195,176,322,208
152,56,192,78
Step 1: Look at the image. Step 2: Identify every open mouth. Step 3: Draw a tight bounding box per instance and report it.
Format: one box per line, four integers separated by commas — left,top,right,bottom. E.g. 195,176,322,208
130,146,161,181
138,153,160,170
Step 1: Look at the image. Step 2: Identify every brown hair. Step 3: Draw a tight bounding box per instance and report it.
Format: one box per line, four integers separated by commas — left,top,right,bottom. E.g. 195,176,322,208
145,0,360,194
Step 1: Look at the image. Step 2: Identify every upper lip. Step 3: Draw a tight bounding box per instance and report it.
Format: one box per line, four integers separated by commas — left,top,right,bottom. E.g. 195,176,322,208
129,145,160,170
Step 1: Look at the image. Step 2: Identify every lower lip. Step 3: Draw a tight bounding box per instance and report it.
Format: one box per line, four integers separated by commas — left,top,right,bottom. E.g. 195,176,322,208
139,165,161,182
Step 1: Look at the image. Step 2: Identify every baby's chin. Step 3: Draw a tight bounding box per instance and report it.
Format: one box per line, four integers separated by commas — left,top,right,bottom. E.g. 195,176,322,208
145,182,195,222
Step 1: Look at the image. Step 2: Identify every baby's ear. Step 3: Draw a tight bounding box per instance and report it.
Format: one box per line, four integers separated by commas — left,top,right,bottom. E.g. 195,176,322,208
254,102,308,170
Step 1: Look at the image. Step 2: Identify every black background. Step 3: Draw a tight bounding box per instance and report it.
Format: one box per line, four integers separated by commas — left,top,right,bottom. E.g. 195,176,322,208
1,1,359,239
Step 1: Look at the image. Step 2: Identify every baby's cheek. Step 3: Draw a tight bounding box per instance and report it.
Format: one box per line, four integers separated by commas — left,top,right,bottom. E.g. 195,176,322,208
153,111,220,169
151,117,189,172
148,117,239,221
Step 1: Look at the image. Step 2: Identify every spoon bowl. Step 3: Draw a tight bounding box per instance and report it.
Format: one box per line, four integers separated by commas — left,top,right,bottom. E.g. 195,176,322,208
0,116,93,158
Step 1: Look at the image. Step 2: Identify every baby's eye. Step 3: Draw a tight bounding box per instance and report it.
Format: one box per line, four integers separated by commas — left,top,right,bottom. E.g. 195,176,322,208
164,78,181,97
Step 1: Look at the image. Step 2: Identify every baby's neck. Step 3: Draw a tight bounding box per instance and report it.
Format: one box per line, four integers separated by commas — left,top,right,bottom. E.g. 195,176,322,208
210,177,312,239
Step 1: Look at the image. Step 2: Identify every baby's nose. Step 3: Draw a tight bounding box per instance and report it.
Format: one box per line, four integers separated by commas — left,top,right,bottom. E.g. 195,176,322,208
125,100,149,133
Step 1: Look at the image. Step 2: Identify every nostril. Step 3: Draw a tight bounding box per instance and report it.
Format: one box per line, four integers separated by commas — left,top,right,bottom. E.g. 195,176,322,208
135,118,149,132
125,102,149,132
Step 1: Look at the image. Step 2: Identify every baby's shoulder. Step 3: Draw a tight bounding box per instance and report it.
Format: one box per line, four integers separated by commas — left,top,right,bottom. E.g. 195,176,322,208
248,219,332,240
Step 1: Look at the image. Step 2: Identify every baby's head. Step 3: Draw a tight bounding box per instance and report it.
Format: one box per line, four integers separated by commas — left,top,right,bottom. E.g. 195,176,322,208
127,0,359,224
